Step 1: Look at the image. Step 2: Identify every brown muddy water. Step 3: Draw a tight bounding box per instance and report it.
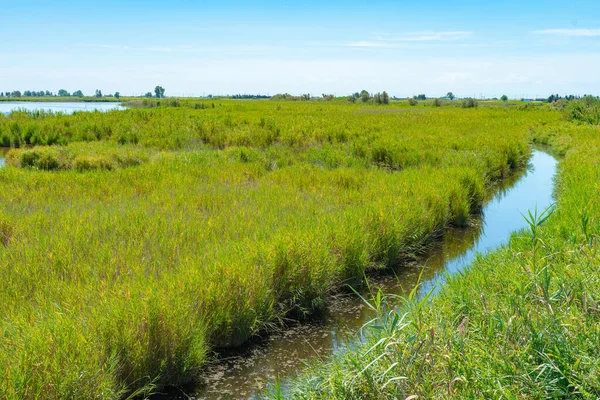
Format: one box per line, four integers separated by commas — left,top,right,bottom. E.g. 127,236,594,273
154,150,558,399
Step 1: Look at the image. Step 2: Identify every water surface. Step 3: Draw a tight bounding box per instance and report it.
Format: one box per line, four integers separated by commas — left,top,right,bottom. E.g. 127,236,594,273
0,101,124,115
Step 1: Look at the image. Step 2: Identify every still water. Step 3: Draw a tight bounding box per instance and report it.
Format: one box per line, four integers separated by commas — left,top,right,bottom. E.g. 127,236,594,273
0,101,124,115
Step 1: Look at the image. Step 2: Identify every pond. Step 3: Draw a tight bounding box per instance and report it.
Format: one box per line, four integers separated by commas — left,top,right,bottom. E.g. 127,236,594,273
0,101,124,115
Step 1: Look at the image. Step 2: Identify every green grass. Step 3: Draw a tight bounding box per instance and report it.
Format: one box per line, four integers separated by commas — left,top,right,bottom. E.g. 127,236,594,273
282,112,600,398
0,100,563,398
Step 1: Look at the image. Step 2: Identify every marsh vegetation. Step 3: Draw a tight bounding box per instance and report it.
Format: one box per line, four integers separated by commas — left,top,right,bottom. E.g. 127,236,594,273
0,98,596,399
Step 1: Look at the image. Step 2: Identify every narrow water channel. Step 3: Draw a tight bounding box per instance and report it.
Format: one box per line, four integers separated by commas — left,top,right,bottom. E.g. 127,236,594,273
159,150,558,399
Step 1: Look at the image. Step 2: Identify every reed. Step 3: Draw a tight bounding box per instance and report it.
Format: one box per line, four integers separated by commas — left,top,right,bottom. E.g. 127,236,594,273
0,100,562,398
282,115,600,399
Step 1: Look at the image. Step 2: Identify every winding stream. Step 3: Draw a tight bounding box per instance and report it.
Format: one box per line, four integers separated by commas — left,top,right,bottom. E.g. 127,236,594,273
143,150,558,398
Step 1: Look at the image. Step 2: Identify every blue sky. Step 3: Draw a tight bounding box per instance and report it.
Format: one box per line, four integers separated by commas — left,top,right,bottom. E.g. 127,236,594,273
2,0,600,97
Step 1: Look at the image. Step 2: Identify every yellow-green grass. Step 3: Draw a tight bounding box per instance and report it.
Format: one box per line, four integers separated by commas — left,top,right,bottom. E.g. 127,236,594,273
0,101,560,398
282,117,600,398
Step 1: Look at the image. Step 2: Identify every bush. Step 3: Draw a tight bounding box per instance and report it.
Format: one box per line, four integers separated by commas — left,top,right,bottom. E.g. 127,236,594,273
564,96,600,125
431,98,442,107
37,152,60,170
9,148,64,170
18,149,41,168
73,155,114,171
407,98,418,106
6,144,149,172
461,98,478,108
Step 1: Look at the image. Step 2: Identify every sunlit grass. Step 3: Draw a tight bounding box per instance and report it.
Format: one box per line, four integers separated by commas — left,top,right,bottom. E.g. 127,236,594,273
0,100,562,398
283,118,600,399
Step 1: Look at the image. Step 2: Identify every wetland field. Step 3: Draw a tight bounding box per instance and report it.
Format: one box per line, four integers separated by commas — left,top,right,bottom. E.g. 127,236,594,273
0,98,599,399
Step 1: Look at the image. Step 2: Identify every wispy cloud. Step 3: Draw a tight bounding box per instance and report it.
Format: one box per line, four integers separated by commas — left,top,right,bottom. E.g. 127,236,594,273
347,41,399,48
533,28,600,37
375,31,473,42
86,43,283,54
346,31,473,49
98,44,132,50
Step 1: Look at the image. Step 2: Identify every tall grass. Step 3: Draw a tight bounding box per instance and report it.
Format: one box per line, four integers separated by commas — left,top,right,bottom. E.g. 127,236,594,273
282,117,600,399
0,101,561,398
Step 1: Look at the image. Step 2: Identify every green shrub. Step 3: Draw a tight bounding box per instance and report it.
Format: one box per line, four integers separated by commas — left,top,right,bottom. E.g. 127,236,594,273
73,155,114,171
461,98,478,108
7,147,67,170
37,152,60,170
565,96,600,125
19,149,41,167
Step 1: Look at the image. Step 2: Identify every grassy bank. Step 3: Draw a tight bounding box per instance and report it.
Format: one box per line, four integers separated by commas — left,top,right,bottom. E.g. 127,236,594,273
282,106,600,398
0,101,560,398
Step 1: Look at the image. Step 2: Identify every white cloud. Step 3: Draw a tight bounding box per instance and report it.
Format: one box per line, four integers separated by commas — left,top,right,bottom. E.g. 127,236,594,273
375,31,473,42
347,41,399,48
533,28,600,37
346,31,474,49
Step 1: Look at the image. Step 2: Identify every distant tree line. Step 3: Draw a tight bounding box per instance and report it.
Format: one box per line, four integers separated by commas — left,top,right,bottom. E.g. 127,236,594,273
346,90,390,104
5,87,594,104
547,94,598,103
231,94,270,99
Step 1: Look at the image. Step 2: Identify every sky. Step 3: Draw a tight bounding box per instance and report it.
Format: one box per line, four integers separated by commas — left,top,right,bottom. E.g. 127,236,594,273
1,0,600,98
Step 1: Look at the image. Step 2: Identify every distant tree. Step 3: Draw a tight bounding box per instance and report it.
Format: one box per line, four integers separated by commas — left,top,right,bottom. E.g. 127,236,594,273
94,89,103,97
501,94,508,102
144,92,153,98
45,90,52,96
347,95,356,103
73,90,84,97
12,91,21,97
154,86,165,98
415,94,426,101
446,92,455,100
58,89,70,97
114,92,120,99
352,92,360,99
382,91,390,105
547,94,561,103
360,90,370,103
24,90,32,97
302,93,311,101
